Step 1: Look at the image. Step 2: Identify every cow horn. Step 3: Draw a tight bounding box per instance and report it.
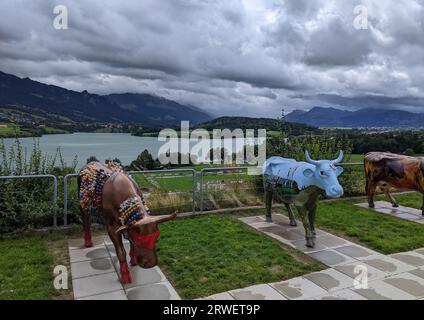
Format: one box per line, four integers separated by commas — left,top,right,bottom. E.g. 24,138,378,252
135,212,177,226
333,150,344,164
115,225,128,234
305,150,319,165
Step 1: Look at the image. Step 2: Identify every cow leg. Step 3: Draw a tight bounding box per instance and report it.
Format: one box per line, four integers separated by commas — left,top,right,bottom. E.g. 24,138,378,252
129,243,137,266
80,206,93,248
366,179,377,208
107,225,132,284
308,203,317,237
421,193,424,216
383,188,398,208
296,206,314,248
284,203,297,226
265,187,273,223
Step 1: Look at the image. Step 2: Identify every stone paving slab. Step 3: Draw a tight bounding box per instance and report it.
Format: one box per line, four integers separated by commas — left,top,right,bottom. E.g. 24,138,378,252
356,201,424,224
311,288,367,300
79,290,128,300
69,245,109,263
382,272,424,299
334,244,378,259
72,272,123,299
229,284,287,300
269,276,327,300
390,251,424,268
71,257,115,279
362,255,416,275
126,282,180,300
303,268,355,292
353,279,417,300
307,249,357,267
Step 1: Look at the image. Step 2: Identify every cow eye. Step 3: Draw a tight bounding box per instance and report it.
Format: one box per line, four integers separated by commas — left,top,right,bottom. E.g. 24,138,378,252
320,171,326,176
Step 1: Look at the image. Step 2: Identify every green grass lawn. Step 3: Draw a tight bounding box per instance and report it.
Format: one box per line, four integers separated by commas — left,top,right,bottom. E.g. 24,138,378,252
345,154,364,163
132,171,257,192
0,234,71,300
313,194,424,254
158,214,323,299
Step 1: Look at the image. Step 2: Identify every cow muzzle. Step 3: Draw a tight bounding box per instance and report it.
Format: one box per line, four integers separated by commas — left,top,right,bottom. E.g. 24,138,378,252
326,185,344,198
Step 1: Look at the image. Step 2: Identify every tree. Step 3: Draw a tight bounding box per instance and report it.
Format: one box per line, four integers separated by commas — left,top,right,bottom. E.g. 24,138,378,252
404,148,415,156
130,149,159,170
86,156,98,164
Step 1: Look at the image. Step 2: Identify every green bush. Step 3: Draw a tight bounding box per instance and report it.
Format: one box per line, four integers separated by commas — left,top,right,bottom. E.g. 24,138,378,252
0,139,76,233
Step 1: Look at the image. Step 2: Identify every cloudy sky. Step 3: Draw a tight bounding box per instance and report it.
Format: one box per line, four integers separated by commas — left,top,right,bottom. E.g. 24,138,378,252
1,0,424,117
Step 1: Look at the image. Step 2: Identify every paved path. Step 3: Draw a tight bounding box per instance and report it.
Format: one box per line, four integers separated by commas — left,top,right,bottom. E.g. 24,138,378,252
69,236,180,300
356,201,424,224
202,213,424,300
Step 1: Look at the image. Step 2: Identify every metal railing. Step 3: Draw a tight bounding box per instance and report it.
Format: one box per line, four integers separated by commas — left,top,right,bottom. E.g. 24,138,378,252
200,166,251,212
0,174,58,227
128,169,196,214
62,169,197,225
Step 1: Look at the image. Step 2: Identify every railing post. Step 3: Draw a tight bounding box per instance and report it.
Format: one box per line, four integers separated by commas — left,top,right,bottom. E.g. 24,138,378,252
63,175,68,226
192,170,196,213
51,175,58,227
200,169,205,212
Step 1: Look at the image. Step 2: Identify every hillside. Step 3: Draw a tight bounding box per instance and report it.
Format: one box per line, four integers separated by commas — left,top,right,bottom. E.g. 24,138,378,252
0,71,212,127
195,116,320,136
285,106,424,128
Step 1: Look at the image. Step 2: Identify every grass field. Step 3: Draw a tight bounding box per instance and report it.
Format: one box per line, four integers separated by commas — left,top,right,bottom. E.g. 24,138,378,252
0,233,71,300
0,124,32,138
313,193,424,254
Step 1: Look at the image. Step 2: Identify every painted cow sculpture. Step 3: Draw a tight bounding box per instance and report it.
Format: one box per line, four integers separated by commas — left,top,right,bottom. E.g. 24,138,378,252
365,152,424,215
263,150,344,247
78,162,176,284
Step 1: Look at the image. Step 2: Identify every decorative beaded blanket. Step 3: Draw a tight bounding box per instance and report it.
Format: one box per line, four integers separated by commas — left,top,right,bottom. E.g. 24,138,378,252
79,161,125,213
79,161,152,228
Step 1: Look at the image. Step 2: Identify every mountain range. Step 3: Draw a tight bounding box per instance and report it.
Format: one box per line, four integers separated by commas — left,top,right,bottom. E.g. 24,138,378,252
1,70,423,130
0,71,211,127
285,107,424,128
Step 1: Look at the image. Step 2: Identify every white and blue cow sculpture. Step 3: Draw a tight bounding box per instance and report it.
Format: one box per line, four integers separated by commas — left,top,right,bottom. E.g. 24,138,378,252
263,150,344,247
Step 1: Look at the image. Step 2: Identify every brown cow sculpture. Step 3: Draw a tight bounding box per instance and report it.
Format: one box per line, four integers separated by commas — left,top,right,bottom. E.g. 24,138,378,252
365,152,424,215
78,161,176,284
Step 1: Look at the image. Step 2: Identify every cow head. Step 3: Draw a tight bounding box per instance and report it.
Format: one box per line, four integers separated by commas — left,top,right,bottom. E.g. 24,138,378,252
116,213,176,268
304,150,344,198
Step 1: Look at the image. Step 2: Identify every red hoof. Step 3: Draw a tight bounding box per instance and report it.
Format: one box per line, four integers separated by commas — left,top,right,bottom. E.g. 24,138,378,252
120,272,132,284
84,240,93,248
119,261,132,284
84,231,93,248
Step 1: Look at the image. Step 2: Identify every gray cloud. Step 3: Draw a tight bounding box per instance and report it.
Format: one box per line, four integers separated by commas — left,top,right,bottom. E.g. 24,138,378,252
0,0,424,118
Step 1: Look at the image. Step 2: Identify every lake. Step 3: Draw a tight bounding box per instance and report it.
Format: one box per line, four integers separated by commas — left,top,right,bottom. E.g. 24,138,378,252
1,133,248,168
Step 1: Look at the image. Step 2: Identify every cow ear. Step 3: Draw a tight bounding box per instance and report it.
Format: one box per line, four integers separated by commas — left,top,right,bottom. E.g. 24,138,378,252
303,168,314,177
335,166,344,176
